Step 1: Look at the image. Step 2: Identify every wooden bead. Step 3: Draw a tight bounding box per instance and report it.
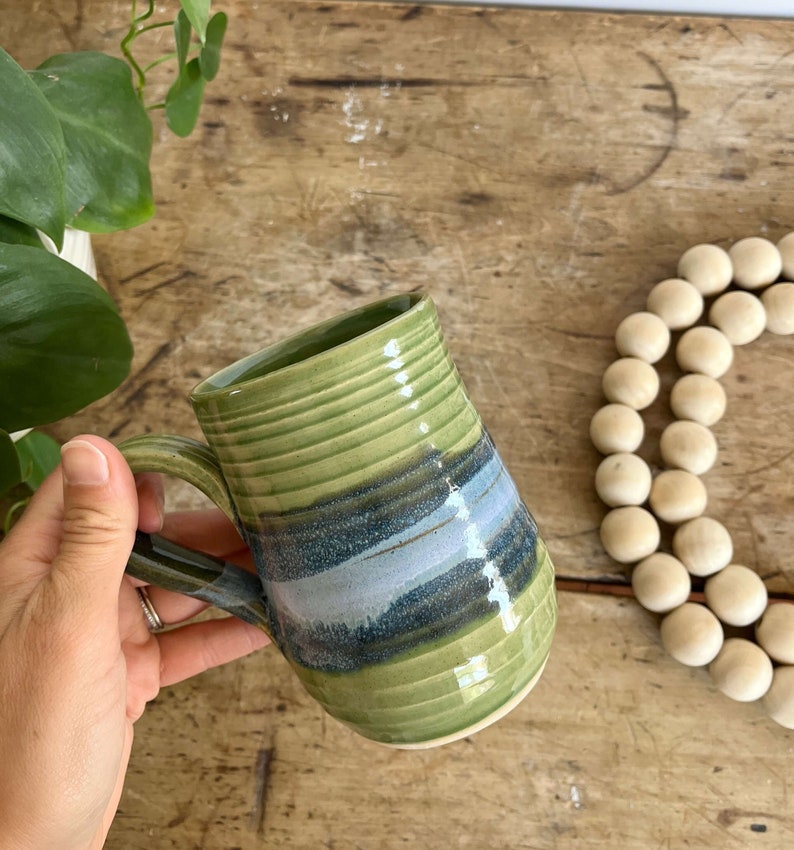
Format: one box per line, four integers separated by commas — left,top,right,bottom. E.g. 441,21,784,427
704,564,768,626
602,357,659,410
660,602,723,667
600,506,660,564
631,552,691,613
595,452,652,507
756,604,794,664
676,326,733,379
646,278,704,330
729,236,782,289
708,290,766,345
669,374,727,426
762,665,794,729
660,420,717,475
761,282,794,335
615,311,671,363
590,404,644,454
776,231,794,280
677,243,733,296
709,638,773,702
649,469,707,524
672,516,733,577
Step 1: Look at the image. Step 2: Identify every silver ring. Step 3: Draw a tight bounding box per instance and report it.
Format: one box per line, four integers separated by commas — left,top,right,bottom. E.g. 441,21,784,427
136,586,164,632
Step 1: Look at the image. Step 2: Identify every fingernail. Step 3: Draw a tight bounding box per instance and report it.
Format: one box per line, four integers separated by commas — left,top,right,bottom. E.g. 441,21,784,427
61,440,110,486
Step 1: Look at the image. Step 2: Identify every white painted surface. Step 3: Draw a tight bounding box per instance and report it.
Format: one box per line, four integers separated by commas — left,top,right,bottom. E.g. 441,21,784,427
420,1,793,17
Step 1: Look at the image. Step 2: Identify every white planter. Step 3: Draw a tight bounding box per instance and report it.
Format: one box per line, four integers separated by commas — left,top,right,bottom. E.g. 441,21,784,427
39,226,97,281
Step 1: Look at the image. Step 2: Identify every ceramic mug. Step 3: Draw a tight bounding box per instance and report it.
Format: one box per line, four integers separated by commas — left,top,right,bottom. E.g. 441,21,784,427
120,292,557,748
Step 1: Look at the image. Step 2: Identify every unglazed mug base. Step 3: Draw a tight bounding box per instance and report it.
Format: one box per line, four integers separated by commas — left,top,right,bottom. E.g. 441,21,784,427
377,652,551,750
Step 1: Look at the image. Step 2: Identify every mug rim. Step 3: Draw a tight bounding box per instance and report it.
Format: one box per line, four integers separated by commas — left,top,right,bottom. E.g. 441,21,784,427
190,290,429,401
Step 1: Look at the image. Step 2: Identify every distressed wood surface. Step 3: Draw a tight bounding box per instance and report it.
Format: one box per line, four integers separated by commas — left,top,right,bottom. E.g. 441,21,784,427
4,1,794,847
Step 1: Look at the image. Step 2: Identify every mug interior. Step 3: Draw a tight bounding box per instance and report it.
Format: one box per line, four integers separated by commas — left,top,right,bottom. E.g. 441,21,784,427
193,291,425,397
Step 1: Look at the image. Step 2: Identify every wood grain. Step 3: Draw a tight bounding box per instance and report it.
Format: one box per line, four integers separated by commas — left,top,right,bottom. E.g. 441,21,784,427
3,1,794,846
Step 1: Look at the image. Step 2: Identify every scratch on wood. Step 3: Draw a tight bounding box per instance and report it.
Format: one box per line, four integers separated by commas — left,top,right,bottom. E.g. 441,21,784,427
119,379,153,410
330,277,364,295
287,75,546,89
717,22,743,44
606,52,682,196
108,417,132,440
288,75,457,88
717,807,779,827
400,5,423,21
57,0,84,49
544,326,613,342
117,342,174,408
136,341,174,378
133,270,197,300
119,261,167,284
250,746,275,833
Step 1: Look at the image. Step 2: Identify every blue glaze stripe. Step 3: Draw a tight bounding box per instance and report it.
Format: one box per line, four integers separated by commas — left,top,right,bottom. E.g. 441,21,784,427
254,433,543,671
251,428,496,581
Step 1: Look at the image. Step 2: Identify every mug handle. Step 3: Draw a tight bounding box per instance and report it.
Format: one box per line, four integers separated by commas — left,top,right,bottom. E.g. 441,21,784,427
118,434,270,634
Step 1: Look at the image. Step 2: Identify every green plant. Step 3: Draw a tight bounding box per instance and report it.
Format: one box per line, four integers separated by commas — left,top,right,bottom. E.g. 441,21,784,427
0,1,227,510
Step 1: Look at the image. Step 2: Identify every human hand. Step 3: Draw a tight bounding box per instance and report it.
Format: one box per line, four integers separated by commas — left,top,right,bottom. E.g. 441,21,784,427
0,435,269,850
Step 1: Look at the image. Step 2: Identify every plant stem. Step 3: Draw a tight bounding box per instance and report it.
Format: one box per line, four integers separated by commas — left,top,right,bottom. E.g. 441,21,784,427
3,498,29,535
120,0,158,101
136,20,174,36
143,45,198,74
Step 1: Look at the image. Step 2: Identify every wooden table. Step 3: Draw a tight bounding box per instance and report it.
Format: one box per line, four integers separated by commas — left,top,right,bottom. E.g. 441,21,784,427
5,1,794,846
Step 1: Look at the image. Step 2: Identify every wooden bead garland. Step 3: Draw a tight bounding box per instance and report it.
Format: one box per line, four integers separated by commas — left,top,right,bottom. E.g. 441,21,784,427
649,469,707,524
756,605,794,665
708,291,766,345
595,452,652,507
659,420,718,475
669,374,727,426
615,312,670,363
761,282,794,335
592,231,794,729
709,638,774,703
763,666,794,729
729,236,782,289
599,506,660,564
704,564,768,627
672,516,733,577
776,233,794,279
647,278,703,330
631,552,691,614
589,403,644,455
675,326,733,378
676,243,732,296
602,357,659,410
660,602,723,667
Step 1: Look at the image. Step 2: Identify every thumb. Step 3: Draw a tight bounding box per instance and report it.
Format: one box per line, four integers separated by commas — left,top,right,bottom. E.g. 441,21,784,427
53,436,139,606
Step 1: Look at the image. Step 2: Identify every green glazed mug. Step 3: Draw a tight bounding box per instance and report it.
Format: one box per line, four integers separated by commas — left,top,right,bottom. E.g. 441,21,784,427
120,292,557,748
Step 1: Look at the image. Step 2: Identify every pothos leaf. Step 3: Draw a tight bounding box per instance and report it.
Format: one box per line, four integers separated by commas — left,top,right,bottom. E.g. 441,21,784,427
0,48,66,248
174,8,192,70
165,58,206,138
180,0,211,43
199,12,227,82
0,243,133,432
0,214,44,248
15,430,61,490
30,52,154,233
